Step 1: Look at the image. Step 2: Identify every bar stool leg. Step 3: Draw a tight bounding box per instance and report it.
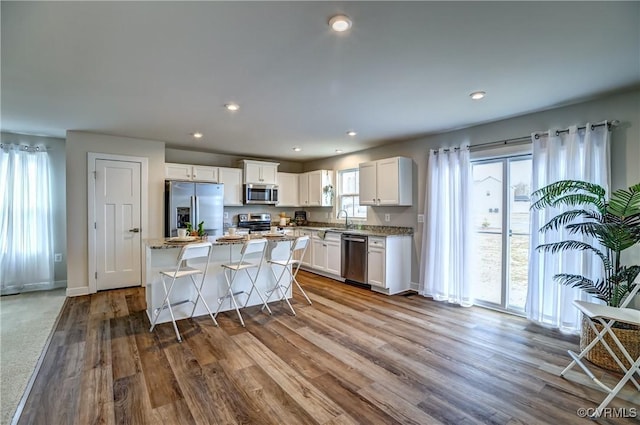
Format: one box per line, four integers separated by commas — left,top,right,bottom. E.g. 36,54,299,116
243,269,273,315
214,268,246,327
593,356,640,418
189,275,219,327
266,263,296,315
149,276,182,342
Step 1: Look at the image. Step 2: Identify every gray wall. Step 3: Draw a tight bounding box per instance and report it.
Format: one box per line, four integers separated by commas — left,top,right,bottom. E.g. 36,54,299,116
303,89,640,284
65,131,165,295
1,132,67,287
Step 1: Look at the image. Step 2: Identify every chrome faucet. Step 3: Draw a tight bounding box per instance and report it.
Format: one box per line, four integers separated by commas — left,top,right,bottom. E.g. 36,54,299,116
337,209,350,229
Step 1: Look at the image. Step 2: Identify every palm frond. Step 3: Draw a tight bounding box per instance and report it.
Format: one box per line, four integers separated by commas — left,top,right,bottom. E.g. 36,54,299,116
538,209,601,233
565,222,640,252
537,240,611,269
548,194,606,211
607,183,640,219
531,180,606,211
553,274,610,302
607,266,640,307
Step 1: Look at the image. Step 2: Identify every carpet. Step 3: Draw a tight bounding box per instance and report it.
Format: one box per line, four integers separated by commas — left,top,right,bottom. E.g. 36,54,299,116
0,289,66,425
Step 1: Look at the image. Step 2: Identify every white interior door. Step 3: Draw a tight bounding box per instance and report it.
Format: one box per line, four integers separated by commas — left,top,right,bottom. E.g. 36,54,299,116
95,159,142,290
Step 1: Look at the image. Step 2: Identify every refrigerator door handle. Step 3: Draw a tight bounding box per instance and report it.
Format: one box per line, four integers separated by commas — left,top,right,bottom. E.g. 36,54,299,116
194,196,200,225
190,196,196,227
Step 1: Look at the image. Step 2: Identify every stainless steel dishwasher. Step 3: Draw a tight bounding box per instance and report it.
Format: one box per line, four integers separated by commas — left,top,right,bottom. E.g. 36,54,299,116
341,233,368,285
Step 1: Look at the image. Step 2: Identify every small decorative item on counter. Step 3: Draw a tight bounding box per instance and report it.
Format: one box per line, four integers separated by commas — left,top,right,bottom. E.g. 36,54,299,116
185,221,206,237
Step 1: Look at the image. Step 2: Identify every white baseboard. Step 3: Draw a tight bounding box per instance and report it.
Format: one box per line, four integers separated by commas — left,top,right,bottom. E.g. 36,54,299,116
66,286,89,297
410,281,419,292
1,280,67,296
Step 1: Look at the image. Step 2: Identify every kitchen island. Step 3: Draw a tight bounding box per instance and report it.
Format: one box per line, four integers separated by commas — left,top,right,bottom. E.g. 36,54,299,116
144,235,297,325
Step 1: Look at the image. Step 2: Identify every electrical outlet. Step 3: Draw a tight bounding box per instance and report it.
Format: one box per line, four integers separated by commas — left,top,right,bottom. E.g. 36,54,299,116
54,253,62,262
223,212,229,220
384,213,391,222
307,212,311,219
417,214,424,223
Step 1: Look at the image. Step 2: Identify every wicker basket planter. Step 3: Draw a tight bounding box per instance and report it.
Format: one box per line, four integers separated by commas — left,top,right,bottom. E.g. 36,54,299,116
580,315,640,372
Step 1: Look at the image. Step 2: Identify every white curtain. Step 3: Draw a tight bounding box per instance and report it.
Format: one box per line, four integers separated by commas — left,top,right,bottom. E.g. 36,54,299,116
419,145,473,306
0,144,54,294
526,123,610,331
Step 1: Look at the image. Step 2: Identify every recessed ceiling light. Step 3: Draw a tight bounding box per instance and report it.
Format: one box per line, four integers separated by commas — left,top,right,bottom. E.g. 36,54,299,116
224,103,240,111
470,91,486,100
346,130,357,137
329,15,352,32
335,149,343,154
293,146,302,152
192,132,203,139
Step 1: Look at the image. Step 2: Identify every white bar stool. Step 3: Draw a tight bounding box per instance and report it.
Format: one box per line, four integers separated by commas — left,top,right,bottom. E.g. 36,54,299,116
149,242,217,342
265,235,311,315
215,238,271,327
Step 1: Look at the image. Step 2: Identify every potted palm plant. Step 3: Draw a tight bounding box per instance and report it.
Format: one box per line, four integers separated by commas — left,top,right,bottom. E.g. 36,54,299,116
531,180,640,370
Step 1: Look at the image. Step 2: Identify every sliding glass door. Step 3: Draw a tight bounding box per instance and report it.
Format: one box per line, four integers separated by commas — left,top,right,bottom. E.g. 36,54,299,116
471,155,532,313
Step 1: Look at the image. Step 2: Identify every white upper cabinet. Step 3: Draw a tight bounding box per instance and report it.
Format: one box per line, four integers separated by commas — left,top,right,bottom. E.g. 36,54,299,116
298,173,309,206
277,172,299,206
241,160,279,184
218,167,243,206
165,163,218,182
359,157,412,206
299,170,333,207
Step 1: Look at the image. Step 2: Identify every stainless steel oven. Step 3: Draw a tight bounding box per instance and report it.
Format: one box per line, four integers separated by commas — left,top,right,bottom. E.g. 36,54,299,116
237,213,272,233
341,233,368,285
244,184,278,205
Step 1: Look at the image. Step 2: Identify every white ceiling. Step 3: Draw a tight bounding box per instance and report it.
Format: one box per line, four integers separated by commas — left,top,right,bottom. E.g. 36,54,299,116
2,2,639,161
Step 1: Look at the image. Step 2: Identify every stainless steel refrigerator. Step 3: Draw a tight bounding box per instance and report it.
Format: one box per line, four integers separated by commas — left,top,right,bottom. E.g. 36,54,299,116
164,181,224,237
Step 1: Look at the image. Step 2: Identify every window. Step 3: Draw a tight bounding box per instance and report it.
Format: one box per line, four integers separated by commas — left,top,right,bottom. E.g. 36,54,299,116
337,168,366,219
0,144,54,294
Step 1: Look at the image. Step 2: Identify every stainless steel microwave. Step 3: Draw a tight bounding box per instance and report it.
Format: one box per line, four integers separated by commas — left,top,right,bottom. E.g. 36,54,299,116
244,184,278,205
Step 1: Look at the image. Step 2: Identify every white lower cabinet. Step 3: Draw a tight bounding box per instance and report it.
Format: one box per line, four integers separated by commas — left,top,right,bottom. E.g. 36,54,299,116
367,238,386,287
367,235,411,295
311,232,341,274
325,236,341,276
312,236,326,271
296,228,410,293
297,229,313,267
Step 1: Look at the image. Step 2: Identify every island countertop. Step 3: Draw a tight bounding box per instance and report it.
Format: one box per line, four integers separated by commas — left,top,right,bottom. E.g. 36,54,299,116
145,234,297,249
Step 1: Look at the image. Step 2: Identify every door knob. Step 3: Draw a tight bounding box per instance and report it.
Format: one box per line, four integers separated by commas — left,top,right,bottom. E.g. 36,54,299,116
129,228,141,233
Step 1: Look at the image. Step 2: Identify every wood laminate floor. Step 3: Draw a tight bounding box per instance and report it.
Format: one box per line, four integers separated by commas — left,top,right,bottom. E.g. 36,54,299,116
16,271,639,425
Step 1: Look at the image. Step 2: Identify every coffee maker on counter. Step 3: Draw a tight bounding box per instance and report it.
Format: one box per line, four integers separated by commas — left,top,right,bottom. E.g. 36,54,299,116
294,211,307,226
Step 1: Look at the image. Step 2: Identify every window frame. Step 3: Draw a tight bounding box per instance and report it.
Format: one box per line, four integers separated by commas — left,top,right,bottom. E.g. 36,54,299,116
336,168,366,220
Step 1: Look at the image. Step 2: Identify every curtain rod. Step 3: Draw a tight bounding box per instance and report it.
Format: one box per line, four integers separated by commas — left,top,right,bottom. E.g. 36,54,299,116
0,143,50,152
434,120,618,154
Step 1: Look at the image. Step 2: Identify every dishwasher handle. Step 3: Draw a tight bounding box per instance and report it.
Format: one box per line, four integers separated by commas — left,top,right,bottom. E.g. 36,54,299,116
342,236,367,243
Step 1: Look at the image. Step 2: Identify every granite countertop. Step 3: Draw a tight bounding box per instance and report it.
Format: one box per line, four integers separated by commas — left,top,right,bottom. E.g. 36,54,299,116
293,223,413,238
146,234,297,249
